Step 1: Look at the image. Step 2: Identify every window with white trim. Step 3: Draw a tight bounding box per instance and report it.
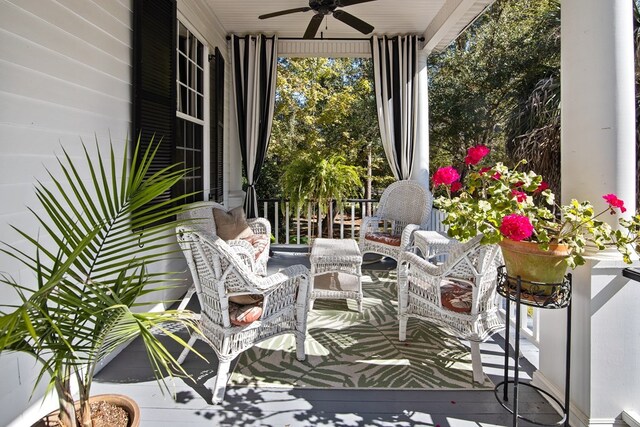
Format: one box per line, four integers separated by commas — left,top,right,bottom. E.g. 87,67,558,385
176,21,205,203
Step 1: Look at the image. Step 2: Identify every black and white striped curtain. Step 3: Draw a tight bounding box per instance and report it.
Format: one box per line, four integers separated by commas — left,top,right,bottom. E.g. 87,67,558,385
231,34,278,218
371,35,419,181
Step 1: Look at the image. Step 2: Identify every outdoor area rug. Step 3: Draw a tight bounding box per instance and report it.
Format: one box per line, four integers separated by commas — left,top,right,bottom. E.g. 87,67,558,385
229,269,493,390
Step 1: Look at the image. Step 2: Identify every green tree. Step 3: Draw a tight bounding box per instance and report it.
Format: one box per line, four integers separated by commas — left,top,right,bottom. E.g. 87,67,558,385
258,57,392,202
428,0,561,177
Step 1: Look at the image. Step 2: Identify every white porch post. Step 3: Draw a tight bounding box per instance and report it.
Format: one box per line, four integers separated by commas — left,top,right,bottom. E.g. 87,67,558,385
410,49,430,187
533,1,639,426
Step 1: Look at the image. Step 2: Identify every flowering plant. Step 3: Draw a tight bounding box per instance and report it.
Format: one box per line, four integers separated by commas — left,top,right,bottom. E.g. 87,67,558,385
432,145,640,268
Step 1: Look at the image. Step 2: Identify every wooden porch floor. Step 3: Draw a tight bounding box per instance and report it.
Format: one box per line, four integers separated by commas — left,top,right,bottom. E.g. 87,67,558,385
93,250,560,426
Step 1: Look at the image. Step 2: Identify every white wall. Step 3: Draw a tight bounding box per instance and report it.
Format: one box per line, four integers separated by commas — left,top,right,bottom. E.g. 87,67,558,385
0,0,134,424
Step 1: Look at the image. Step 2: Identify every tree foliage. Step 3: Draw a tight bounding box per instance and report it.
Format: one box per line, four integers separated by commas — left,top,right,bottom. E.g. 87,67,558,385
428,0,561,181
257,57,393,199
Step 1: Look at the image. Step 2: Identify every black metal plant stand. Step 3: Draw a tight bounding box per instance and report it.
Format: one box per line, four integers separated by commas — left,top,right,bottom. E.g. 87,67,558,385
494,266,572,427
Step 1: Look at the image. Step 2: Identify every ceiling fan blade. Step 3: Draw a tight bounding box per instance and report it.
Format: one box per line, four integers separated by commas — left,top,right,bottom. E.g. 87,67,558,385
259,7,311,20
332,10,374,35
336,0,378,7
303,14,324,39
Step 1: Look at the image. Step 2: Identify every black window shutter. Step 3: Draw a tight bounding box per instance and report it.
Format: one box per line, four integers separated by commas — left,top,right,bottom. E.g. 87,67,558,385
132,0,176,207
210,47,224,202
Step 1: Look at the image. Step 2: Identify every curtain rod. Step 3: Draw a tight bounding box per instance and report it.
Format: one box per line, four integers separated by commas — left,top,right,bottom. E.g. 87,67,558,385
226,36,425,41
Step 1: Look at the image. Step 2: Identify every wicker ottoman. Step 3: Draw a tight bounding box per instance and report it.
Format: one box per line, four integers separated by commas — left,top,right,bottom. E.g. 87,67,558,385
309,238,363,312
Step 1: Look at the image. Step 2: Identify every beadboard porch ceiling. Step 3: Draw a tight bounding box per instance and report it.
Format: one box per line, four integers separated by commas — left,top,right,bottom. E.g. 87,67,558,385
203,0,495,52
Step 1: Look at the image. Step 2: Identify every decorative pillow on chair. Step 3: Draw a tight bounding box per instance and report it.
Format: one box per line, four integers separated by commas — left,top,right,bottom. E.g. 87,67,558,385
440,279,473,313
242,234,270,260
213,206,254,240
228,302,263,326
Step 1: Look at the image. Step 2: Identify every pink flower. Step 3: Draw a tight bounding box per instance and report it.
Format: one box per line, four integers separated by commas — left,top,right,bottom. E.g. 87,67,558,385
432,166,460,187
451,181,463,193
491,172,502,180
511,190,527,203
603,194,626,213
465,145,490,165
500,214,534,241
534,181,549,194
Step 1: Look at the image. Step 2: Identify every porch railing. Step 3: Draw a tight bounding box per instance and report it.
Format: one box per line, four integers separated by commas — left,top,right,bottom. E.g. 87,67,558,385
257,198,447,245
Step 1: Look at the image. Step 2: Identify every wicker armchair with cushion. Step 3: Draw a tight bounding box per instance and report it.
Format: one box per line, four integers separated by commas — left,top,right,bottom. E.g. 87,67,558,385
176,226,310,403
397,235,504,383
359,180,433,262
178,201,271,276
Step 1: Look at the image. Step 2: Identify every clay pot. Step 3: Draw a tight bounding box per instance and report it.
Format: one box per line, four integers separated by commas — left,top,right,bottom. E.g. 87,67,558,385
499,239,571,295
32,394,140,427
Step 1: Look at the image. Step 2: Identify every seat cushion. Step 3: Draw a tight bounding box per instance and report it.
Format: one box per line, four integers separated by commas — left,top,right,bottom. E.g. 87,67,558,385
364,232,402,247
213,206,254,240
440,279,473,313
242,234,270,260
229,301,263,326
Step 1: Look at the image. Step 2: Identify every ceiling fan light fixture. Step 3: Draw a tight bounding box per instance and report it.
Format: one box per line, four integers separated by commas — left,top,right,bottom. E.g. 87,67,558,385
259,0,377,38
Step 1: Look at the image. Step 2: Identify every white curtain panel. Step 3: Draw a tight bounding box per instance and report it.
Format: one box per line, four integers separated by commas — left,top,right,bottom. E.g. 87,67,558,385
231,35,278,217
372,35,419,181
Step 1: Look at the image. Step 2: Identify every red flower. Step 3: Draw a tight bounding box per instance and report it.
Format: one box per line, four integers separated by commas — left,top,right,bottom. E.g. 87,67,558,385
603,194,627,213
511,190,527,203
479,167,492,175
513,181,524,188
534,181,549,194
432,166,460,187
491,172,502,180
465,145,490,165
451,181,463,193
500,214,534,241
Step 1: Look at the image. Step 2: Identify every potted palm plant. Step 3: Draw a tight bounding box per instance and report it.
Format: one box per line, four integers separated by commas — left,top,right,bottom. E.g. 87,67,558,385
0,136,203,427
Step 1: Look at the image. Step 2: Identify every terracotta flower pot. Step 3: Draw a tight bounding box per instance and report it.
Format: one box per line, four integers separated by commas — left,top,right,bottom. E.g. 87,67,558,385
499,239,571,295
32,394,140,427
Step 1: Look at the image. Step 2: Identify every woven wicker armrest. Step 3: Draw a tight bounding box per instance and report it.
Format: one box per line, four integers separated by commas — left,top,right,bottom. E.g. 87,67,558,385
401,223,421,247
247,217,271,236
227,239,256,271
255,264,309,291
399,250,444,276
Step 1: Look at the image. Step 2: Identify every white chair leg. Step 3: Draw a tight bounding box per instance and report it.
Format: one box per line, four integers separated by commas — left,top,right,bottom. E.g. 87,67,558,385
211,359,231,404
295,331,306,361
398,316,408,341
470,341,484,383
177,335,198,364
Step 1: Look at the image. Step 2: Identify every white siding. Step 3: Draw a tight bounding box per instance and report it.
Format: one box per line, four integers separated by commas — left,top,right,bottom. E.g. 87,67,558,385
0,0,132,425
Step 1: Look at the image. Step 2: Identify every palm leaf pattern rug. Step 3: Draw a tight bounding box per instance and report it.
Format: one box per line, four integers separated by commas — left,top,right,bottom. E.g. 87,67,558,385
229,270,493,390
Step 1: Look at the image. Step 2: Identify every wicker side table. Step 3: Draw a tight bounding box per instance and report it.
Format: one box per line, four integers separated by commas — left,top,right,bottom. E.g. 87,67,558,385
310,238,363,312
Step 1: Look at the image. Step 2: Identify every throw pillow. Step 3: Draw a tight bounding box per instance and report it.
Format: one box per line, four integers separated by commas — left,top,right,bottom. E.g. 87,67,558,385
212,206,254,240
229,302,263,326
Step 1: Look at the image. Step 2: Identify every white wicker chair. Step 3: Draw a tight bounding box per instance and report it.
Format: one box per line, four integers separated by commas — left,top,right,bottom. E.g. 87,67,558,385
176,226,310,403
178,201,271,275
359,180,433,262
397,235,504,383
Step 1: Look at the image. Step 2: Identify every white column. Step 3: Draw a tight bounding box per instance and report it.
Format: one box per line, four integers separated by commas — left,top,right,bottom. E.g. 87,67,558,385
410,50,429,187
533,1,639,426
